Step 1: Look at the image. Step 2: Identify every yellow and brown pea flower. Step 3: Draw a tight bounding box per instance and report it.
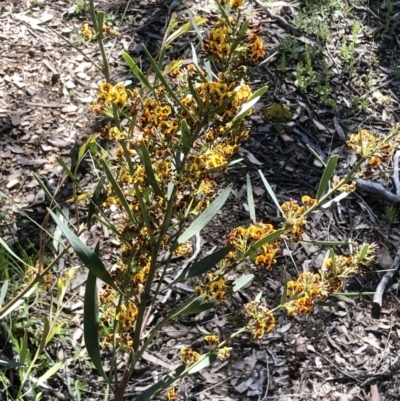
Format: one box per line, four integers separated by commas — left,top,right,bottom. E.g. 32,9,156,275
243,300,275,339
181,347,201,364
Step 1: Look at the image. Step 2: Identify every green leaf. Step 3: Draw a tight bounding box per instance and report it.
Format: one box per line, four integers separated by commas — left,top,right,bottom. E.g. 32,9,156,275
101,160,137,225
188,353,218,374
32,172,56,206
172,245,234,285
204,60,214,81
37,317,50,353
258,170,284,215
316,155,339,200
280,265,288,305
188,12,203,42
122,51,153,90
35,360,65,389
165,15,207,46
0,281,8,307
0,355,25,368
233,86,267,123
48,210,119,292
246,174,256,223
139,142,163,197
174,296,217,316
328,248,337,274
248,228,284,254
230,18,250,54
87,175,106,228
358,244,369,260
142,45,193,119
232,274,254,292
187,77,204,115
181,119,191,157
135,365,186,401
0,283,37,319
20,331,28,365
307,145,326,166
0,239,30,267
177,185,232,245
84,270,108,382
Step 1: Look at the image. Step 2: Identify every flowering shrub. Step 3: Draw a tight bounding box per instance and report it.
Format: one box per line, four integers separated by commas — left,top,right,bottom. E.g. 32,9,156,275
11,1,396,401
50,1,400,399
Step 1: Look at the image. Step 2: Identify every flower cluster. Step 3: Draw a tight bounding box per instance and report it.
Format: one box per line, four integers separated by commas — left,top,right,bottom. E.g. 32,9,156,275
204,0,265,66
181,347,201,364
284,245,376,316
226,222,280,270
346,129,395,174
243,301,275,339
90,82,138,114
204,334,220,346
195,273,227,303
332,175,357,193
82,23,119,41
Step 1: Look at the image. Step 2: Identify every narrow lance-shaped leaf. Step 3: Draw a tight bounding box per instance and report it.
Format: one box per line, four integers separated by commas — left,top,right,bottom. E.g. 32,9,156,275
188,12,204,42
171,245,234,286
139,142,163,197
48,210,119,292
229,18,250,54
142,45,193,119
232,274,254,292
188,354,218,374
0,239,31,268
329,248,337,275
87,175,106,228
0,283,37,320
35,360,65,389
84,270,108,382
358,244,370,261
176,297,217,316
0,356,25,368
181,119,191,157
316,155,339,201
122,51,153,90
135,365,186,401
280,265,288,305
258,170,284,216
247,228,284,254
165,15,207,46
101,160,137,225
233,86,268,123
246,174,256,223
0,281,8,307
187,77,204,114
177,185,232,245
307,145,326,166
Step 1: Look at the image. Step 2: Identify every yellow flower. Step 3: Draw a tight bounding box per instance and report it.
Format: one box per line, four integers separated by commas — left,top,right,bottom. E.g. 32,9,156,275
181,347,201,364
218,347,230,360
204,335,220,345
166,388,178,401
230,0,245,7
82,23,94,40
301,195,317,207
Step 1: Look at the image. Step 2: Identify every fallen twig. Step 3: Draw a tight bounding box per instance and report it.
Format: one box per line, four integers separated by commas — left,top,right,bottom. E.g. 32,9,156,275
356,179,400,205
252,0,301,34
372,248,400,319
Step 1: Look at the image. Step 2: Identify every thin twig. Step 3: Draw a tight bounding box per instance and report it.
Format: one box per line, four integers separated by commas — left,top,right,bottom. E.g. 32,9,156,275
372,248,400,319
252,0,301,34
